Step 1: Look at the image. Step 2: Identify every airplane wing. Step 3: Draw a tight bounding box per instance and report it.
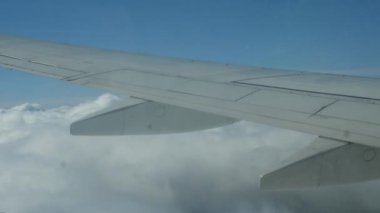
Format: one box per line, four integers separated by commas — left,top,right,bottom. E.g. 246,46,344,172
1,35,380,189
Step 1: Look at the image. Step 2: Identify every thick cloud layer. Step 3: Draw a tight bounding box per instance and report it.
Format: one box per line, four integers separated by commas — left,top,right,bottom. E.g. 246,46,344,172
0,94,379,213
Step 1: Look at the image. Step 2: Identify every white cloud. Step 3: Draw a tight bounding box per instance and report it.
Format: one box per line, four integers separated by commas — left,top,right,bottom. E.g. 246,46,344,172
0,94,379,213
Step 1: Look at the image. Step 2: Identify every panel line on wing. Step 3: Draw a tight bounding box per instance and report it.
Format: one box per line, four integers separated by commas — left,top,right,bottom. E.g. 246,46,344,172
310,100,339,117
234,89,260,102
232,73,304,82
0,53,87,78
233,81,380,102
63,69,125,81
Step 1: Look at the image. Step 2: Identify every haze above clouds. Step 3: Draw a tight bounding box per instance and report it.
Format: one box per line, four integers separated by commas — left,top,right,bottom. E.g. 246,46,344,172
1,94,380,213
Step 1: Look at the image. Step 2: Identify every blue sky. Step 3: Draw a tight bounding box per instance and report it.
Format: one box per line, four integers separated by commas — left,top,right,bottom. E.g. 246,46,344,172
0,0,380,107
2,2,380,212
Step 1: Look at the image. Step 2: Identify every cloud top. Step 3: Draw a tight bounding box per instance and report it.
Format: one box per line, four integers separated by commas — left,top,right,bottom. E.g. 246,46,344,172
0,94,379,213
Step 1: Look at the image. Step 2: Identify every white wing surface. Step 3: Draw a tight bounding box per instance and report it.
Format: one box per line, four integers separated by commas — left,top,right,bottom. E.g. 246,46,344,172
1,35,380,189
